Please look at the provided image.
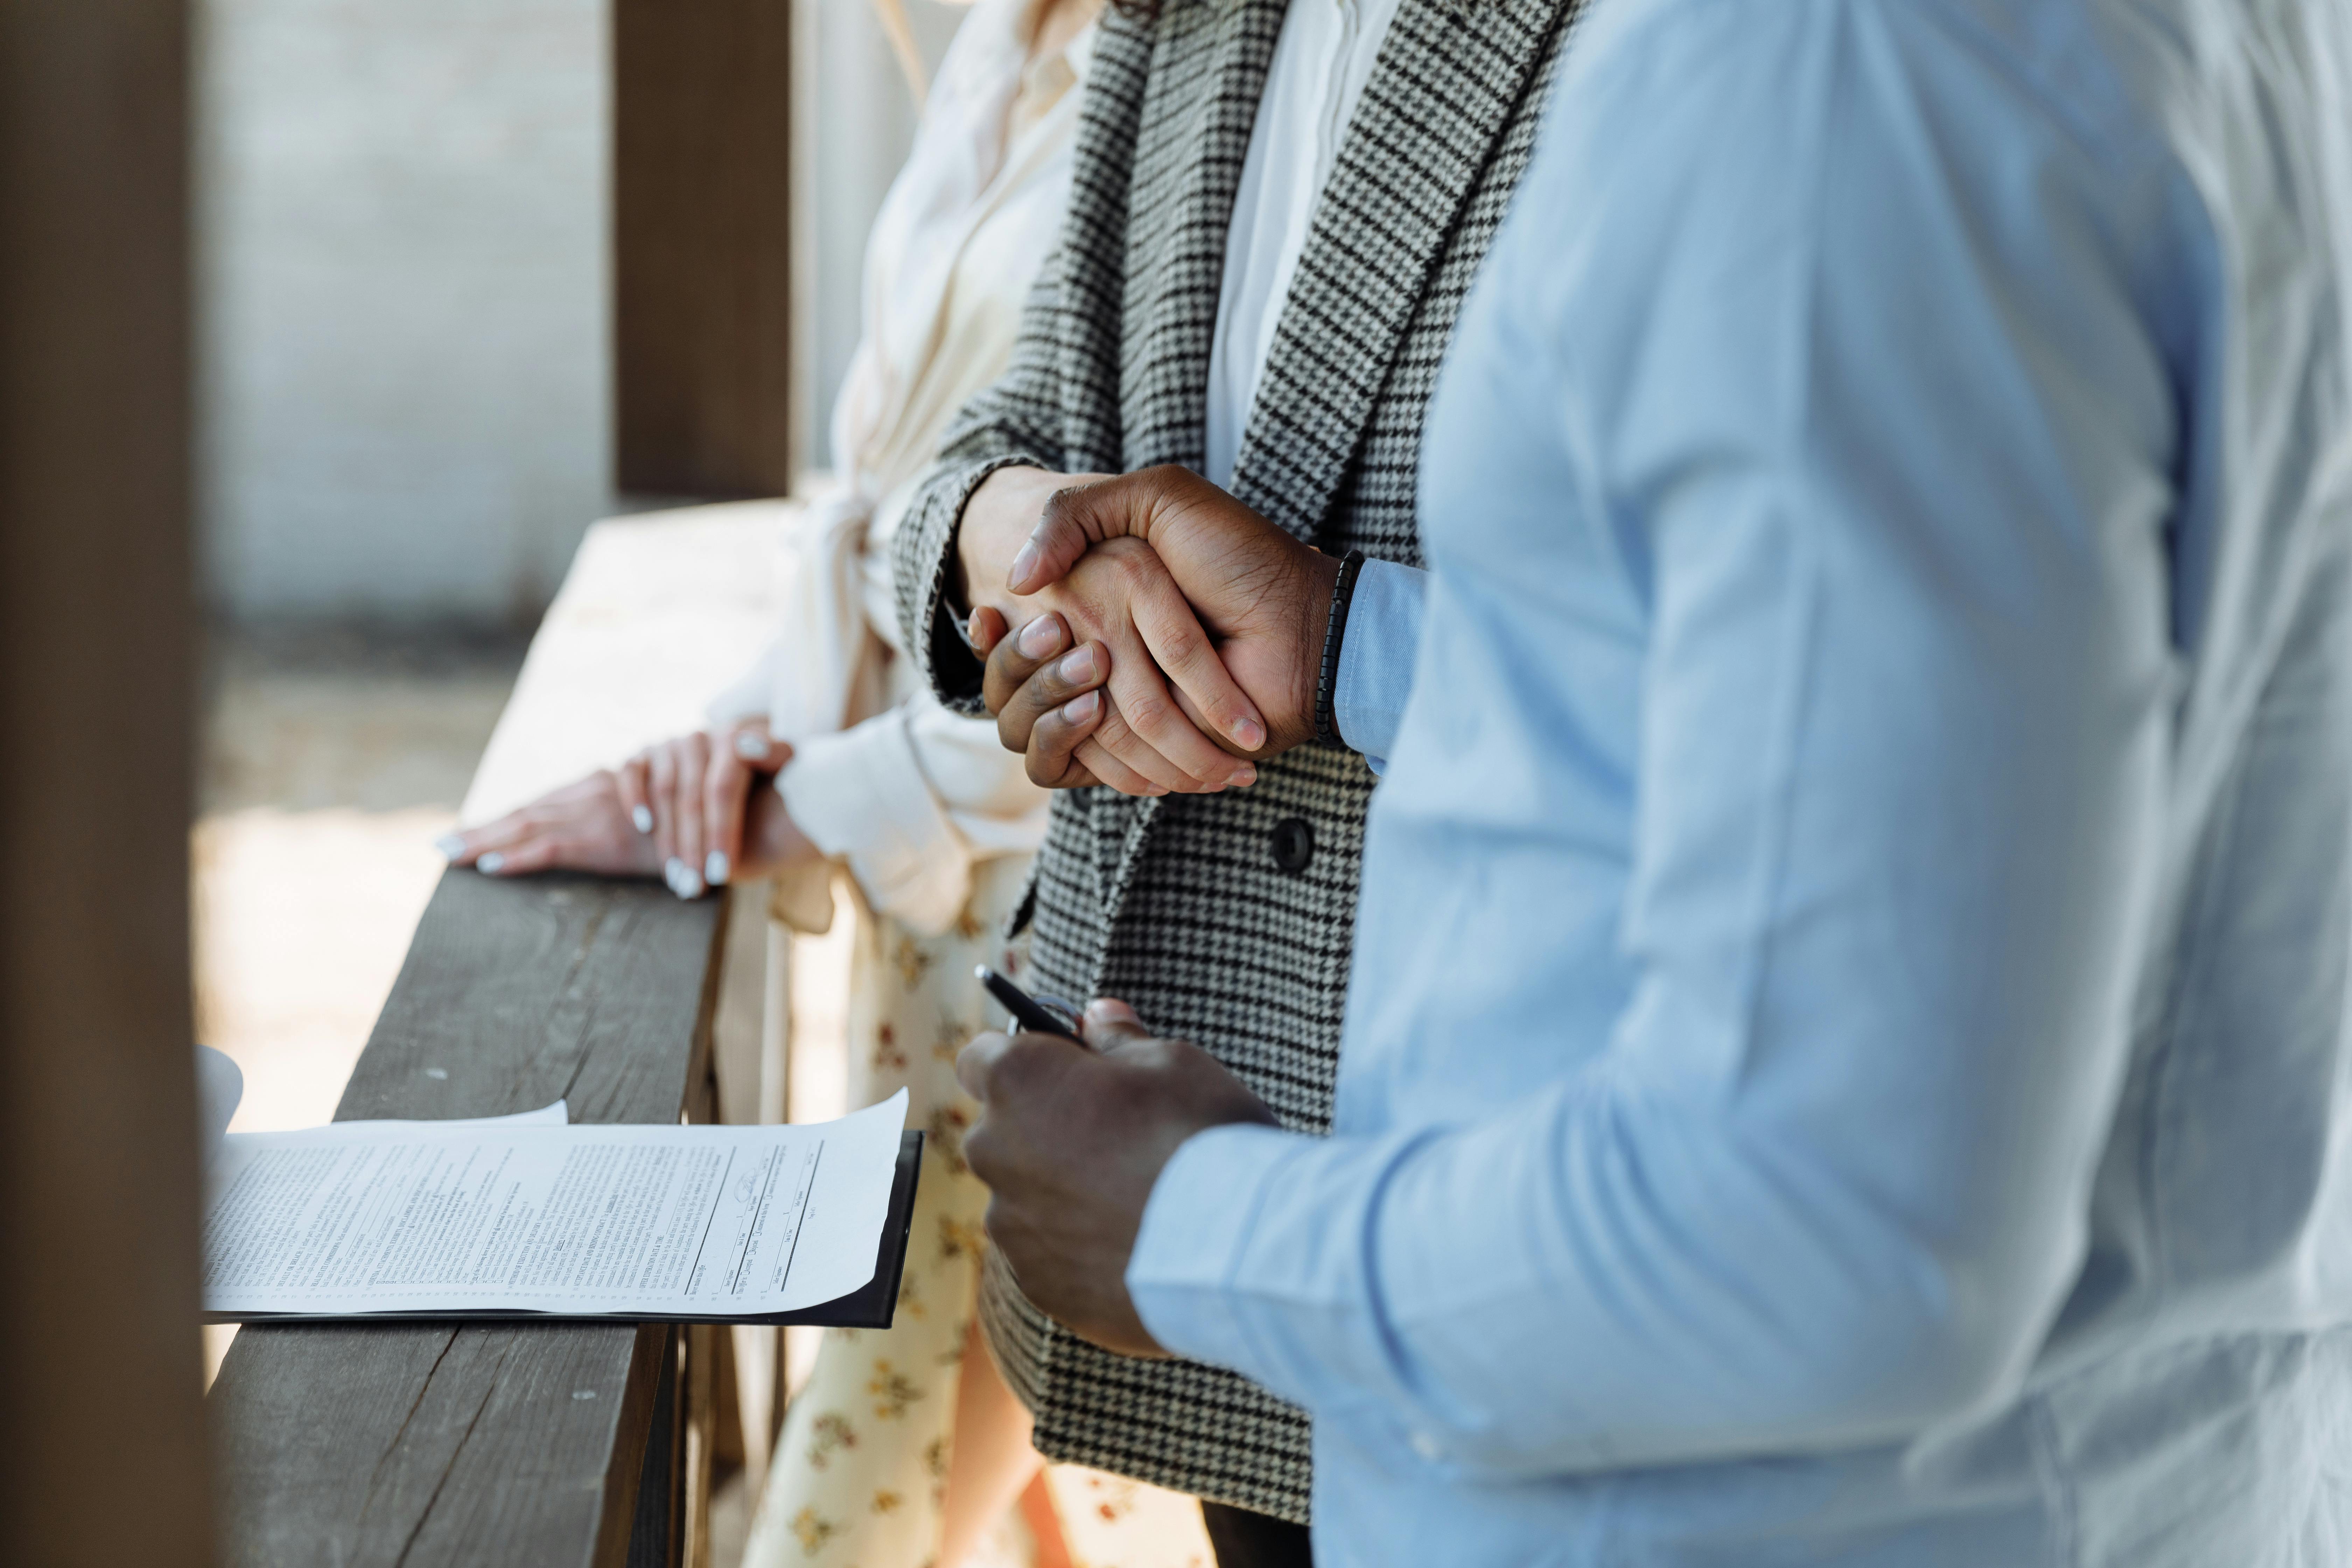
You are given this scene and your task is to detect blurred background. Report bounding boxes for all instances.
[183,0,1206,1562]
[192,0,954,1132]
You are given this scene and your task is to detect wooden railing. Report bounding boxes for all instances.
[209,506,803,1567]
[209,872,732,1567]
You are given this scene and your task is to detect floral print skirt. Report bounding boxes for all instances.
[739,859,1211,1568]
[737,856,1019,1567]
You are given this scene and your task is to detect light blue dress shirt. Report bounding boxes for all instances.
[1127,0,2352,1562]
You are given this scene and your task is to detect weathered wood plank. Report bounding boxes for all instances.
[625,1335,682,1568]
[213,1321,666,1568]
[334,870,724,1126]
[211,870,727,1568]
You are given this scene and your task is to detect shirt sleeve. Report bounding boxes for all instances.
[780,686,1046,935]
[1128,0,2192,1478]
[705,637,786,727]
[1331,559,1426,773]
[892,252,1084,715]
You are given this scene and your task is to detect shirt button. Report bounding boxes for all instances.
[1271,817,1315,874]
[1410,1431,1442,1461]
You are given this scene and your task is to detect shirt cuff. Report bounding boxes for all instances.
[908,454,1051,715]
[1125,1121,1306,1376]
[1332,560,1427,774]
[778,710,973,936]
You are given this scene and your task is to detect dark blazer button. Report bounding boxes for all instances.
[1272,817,1315,874]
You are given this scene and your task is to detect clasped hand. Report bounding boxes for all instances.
[954,464,1340,794]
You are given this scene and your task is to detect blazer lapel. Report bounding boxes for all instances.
[1092,0,1293,896]
[1116,0,1292,473]
[1231,0,1578,539]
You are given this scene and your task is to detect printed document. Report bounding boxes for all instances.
[202,1090,907,1320]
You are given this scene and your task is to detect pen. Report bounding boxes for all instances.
[974,966,1084,1042]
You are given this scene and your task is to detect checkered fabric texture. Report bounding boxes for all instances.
[894,0,1583,1524]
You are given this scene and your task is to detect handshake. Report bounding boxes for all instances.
[954,464,1345,794]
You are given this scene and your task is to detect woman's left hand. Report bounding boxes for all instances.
[443,719,818,898]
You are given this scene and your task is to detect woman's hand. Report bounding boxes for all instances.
[442,720,820,898]
[969,609,1116,791]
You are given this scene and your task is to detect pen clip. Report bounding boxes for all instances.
[1031,994,1084,1040]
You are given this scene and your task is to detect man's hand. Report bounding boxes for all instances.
[957,998,1279,1357]
[958,466,1323,795]
[979,467,1340,794]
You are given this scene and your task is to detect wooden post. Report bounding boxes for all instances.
[614,0,797,498]
[0,1,211,1564]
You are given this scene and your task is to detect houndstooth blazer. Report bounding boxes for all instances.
[894,0,1582,1524]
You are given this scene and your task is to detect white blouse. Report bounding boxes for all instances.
[1202,0,1404,491]
[715,0,1091,935]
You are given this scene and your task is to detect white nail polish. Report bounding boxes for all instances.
[676,867,705,899]
[664,857,687,893]
[477,852,505,874]
[705,850,730,887]
[435,833,465,859]
[632,805,654,834]
[734,730,769,761]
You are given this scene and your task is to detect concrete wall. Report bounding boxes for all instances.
[198,0,611,624]
[198,0,964,625]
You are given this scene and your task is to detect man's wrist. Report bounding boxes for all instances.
[1280,548,1346,751]
[1126,1120,1301,1371]
[1312,551,1368,747]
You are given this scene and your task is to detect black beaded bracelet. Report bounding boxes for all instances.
[1313,550,1367,748]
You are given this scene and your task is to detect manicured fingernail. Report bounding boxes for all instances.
[664,857,687,893]
[477,852,505,874]
[705,850,730,886]
[1018,614,1060,658]
[1008,541,1043,588]
[435,833,465,859]
[1232,718,1265,750]
[734,730,769,761]
[632,805,654,834]
[1057,646,1097,683]
[676,867,704,898]
[1062,690,1101,723]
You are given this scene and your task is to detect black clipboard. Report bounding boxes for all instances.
[205,1130,924,1329]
